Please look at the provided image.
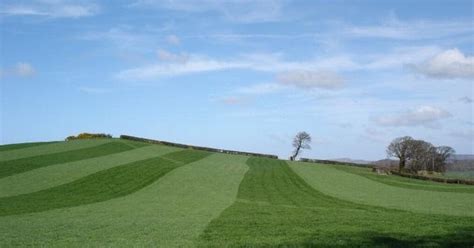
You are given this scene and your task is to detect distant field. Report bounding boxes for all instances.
[443,170,474,180]
[0,139,473,247]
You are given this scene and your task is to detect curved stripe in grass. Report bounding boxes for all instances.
[289,161,474,217]
[332,165,474,194]
[0,141,136,179]
[0,149,210,216]
[0,142,58,152]
[198,157,474,247]
[0,153,248,247]
[0,139,113,162]
[0,145,180,197]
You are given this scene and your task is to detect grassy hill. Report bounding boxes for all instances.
[0,138,473,247]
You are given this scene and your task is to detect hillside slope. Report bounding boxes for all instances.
[0,139,473,247]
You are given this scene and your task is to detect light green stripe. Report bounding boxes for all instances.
[0,139,113,162]
[0,145,180,197]
[0,153,249,247]
[289,162,474,217]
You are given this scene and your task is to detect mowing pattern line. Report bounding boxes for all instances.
[0,139,114,162]
[0,142,136,179]
[197,157,474,247]
[291,162,474,217]
[0,142,58,152]
[0,149,210,216]
[332,164,474,194]
[0,145,180,198]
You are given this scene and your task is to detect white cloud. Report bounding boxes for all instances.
[412,49,474,79]
[116,52,356,81]
[276,70,344,90]
[157,49,189,63]
[0,62,35,78]
[166,35,180,45]
[0,1,99,18]
[374,106,452,128]
[365,46,442,70]
[236,83,284,95]
[345,16,472,40]
[14,62,35,77]
[116,56,246,80]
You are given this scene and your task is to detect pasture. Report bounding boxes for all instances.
[0,138,473,247]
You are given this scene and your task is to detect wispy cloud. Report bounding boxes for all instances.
[236,83,285,95]
[344,15,473,40]
[156,49,189,63]
[277,70,345,90]
[374,106,452,128]
[166,35,180,45]
[459,96,473,104]
[0,62,36,78]
[412,48,474,80]
[116,52,357,81]
[0,0,99,18]
[131,0,285,23]
[78,87,111,94]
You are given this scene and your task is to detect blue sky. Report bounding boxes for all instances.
[1,0,473,160]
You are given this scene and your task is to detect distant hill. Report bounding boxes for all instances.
[449,154,474,162]
[330,158,374,165]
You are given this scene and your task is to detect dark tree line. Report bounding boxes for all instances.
[387,136,455,173]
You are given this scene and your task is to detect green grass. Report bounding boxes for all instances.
[333,164,474,193]
[0,149,210,216]
[0,141,136,179]
[198,157,474,247]
[443,171,474,180]
[0,139,113,161]
[0,139,473,247]
[0,153,248,247]
[290,162,474,216]
[0,144,180,197]
[0,141,58,152]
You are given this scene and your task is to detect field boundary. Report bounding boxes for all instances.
[120,135,278,159]
[390,171,474,185]
[299,158,373,168]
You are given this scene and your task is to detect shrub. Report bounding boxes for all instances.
[66,133,112,141]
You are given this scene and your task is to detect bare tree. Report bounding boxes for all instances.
[407,139,433,172]
[387,137,455,173]
[386,136,413,172]
[433,146,455,172]
[291,132,311,160]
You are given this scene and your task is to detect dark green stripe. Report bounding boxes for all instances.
[0,142,135,179]
[0,142,58,152]
[0,149,210,216]
[198,157,474,247]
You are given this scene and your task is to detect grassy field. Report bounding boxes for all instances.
[0,139,473,247]
[443,171,474,180]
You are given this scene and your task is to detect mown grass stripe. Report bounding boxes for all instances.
[0,142,58,152]
[197,157,474,247]
[0,139,113,162]
[0,145,181,198]
[0,153,248,247]
[332,164,474,194]
[0,149,210,216]
[289,161,474,216]
[0,142,136,179]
